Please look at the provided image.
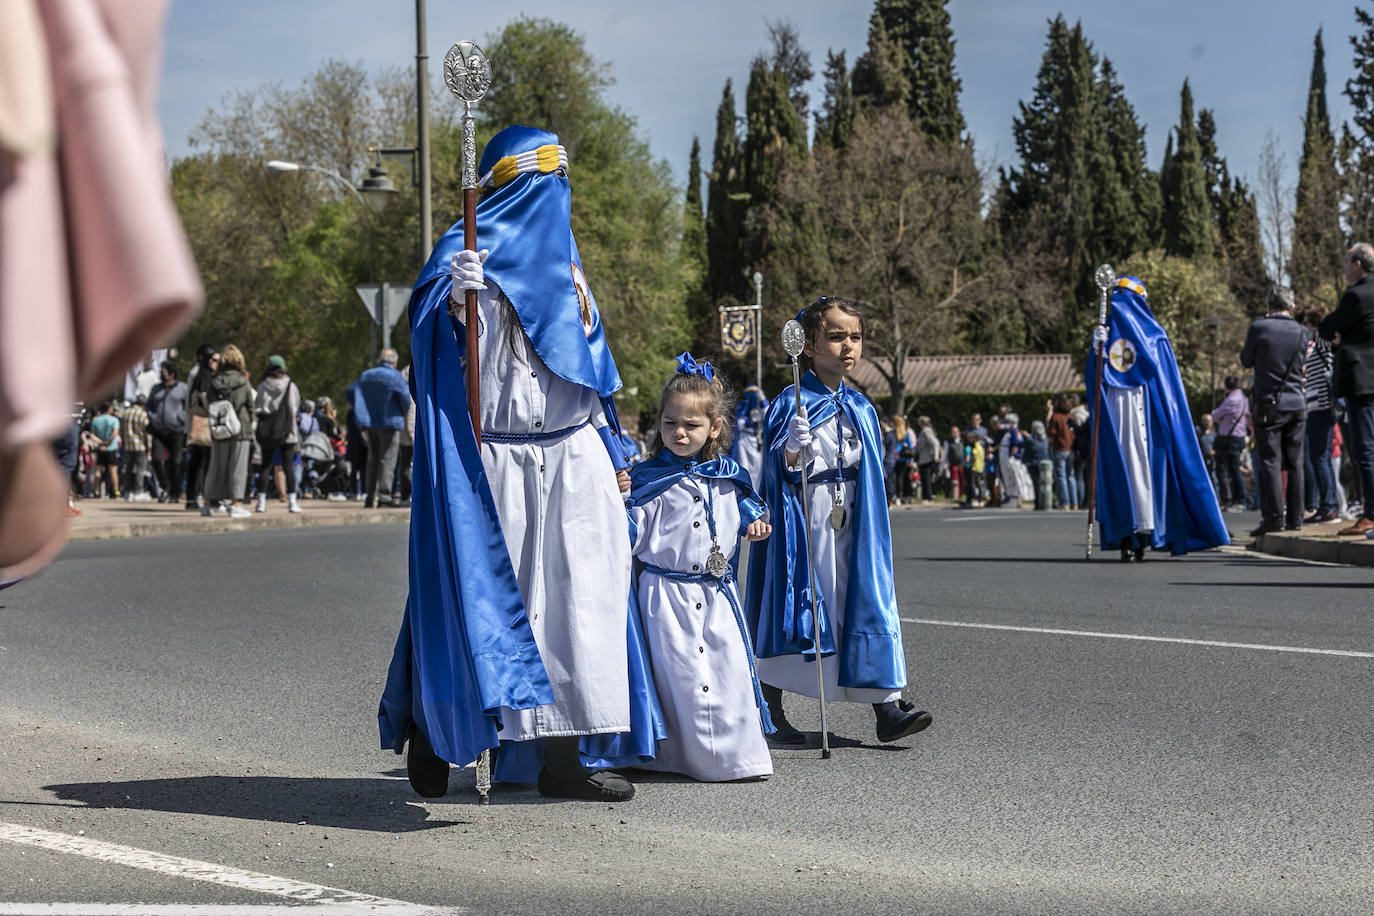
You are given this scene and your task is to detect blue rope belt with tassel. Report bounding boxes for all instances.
[481,419,589,444]
[639,560,774,735]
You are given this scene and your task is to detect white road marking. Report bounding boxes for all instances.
[0,822,451,913]
[0,908,443,915]
[901,617,1374,659]
[939,515,1005,522]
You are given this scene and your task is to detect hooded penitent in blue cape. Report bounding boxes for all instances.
[378,125,662,775]
[744,371,906,690]
[732,386,769,449]
[1087,276,1230,555]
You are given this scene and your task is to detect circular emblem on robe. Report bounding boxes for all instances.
[571,262,594,337]
[1108,338,1137,373]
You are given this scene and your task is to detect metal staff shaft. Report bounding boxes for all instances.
[789,357,831,759]
[1084,266,1115,560]
[445,39,493,804]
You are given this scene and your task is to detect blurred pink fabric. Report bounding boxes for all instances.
[0,0,201,578]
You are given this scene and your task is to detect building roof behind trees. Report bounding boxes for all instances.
[851,354,1085,396]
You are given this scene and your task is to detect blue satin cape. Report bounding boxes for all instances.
[1088,278,1230,555]
[744,371,907,690]
[628,451,768,542]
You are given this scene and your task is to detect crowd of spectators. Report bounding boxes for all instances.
[55,345,417,517]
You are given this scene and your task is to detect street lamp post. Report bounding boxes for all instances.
[752,271,764,391]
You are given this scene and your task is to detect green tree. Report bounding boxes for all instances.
[851,10,912,115]
[682,136,713,352]
[705,79,746,306]
[1160,80,1217,260]
[1344,6,1374,243]
[858,0,965,143]
[1119,251,1247,411]
[1292,28,1344,308]
[478,16,693,416]
[815,50,856,150]
[765,20,814,128]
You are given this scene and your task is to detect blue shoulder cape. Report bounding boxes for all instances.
[744,371,906,690]
[629,451,767,544]
[1088,277,1229,555]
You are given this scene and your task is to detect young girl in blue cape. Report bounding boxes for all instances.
[627,354,775,781]
[746,298,933,744]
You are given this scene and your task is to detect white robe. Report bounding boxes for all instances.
[734,418,766,495]
[1105,385,1154,534]
[472,285,632,740]
[756,410,901,705]
[630,474,772,781]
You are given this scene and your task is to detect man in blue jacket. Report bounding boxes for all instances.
[346,348,411,508]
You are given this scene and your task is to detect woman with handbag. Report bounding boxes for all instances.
[201,344,254,518]
[183,344,219,510]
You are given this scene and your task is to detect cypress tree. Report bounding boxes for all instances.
[864,0,965,143]
[706,80,746,304]
[1344,9,1374,242]
[1097,57,1157,259]
[1220,176,1271,307]
[815,50,856,150]
[766,20,814,130]
[684,136,707,275]
[851,10,912,114]
[1161,80,1216,259]
[742,57,808,208]
[1292,29,1344,308]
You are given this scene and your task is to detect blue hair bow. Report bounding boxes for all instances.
[675,351,715,381]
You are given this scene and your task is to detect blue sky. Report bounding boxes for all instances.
[159,0,1361,205]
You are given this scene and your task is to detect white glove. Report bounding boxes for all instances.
[1092,325,1109,350]
[450,248,489,292]
[786,413,812,454]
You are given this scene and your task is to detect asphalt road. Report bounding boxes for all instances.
[2,509,1372,914]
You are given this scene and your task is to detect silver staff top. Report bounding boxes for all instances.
[782,319,805,358]
[1094,264,1116,292]
[444,41,491,102]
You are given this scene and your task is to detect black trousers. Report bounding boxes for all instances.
[150,427,184,499]
[1215,435,1247,507]
[184,443,211,504]
[1256,410,1306,529]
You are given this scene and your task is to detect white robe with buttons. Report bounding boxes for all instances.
[471,284,632,740]
[630,473,773,781]
[756,410,902,705]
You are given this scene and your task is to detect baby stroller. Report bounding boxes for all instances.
[302,429,351,500]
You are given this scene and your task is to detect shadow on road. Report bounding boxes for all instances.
[40,775,467,832]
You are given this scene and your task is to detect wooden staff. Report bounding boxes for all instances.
[444,39,493,803]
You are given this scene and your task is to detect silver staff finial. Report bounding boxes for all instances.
[443,41,491,102]
[781,320,805,358]
[1094,264,1115,293]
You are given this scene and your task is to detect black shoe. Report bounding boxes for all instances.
[767,714,807,745]
[875,703,933,743]
[761,684,806,744]
[1249,524,1279,538]
[1285,524,1303,532]
[406,723,450,798]
[1120,547,1132,562]
[1133,546,1145,562]
[537,766,635,801]
[364,498,375,509]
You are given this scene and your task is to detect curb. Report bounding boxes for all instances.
[1249,529,1374,567]
[66,509,409,542]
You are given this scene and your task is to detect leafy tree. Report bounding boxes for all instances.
[1160,80,1216,260]
[766,110,984,414]
[1291,28,1344,308]
[477,16,693,416]
[1119,251,1247,412]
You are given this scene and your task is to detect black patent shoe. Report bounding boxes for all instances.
[406,723,450,798]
